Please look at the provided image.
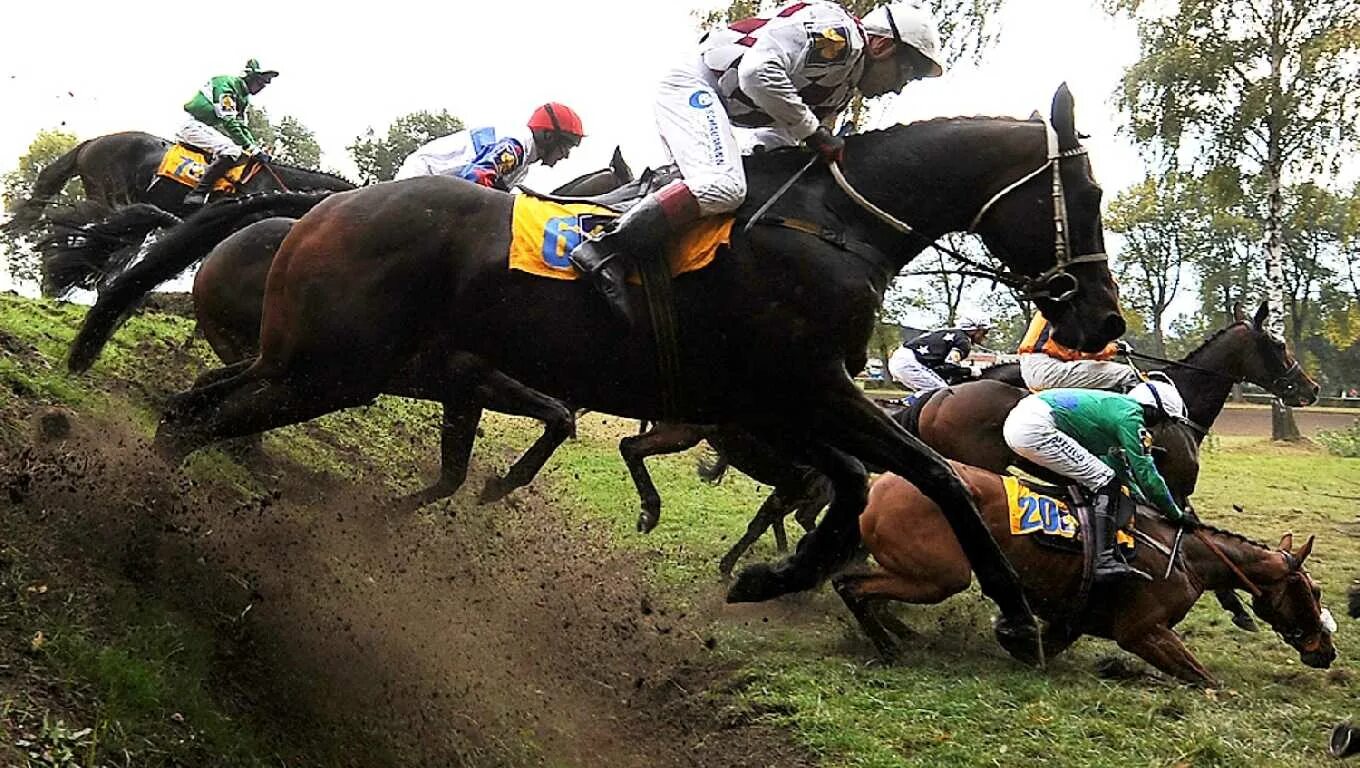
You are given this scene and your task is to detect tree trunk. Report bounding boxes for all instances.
[1266,17,1301,442]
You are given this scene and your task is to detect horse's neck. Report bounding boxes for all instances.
[275,165,354,192]
[1166,334,1242,438]
[1184,527,1284,591]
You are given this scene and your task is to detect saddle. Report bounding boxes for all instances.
[154,143,259,191]
[520,165,682,213]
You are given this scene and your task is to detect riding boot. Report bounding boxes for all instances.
[184,155,238,205]
[568,182,701,327]
[1091,479,1152,583]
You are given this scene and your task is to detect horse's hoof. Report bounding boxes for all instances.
[1231,613,1259,632]
[478,478,509,505]
[637,510,659,534]
[994,615,1045,668]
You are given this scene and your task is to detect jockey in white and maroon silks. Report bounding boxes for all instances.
[395,103,585,190]
[569,1,946,326]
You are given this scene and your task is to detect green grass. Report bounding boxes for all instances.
[504,416,1360,767]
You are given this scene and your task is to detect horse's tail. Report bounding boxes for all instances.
[696,446,730,485]
[3,140,89,233]
[67,190,334,374]
[40,203,182,297]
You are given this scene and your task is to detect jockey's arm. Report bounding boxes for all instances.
[458,137,527,190]
[736,22,822,142]
[209,80,258,151]
[1114,410,1184,521]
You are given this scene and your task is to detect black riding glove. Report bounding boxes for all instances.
[804,127,845,165]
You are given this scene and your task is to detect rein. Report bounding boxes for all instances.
[1128,341,1305,398]
[1191,527,1264,598]
[827,116,1108,302]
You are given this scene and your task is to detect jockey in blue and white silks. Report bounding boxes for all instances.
[395,103,585,190]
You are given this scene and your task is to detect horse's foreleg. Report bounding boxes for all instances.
[393,399,482,514]
[719,490,788,576]
[473,373,575,504]
[731,376,1037,645]
[1115,624,1216,686]
[771,516,789,553]
[618,424,705,533]
[833,572,914,662]
[1213,589,1258,632]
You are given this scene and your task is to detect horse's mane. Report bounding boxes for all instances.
[1181,321,1249,362]
[1190,519,1275,553]
[271,162,357,187]
[747,115,1038,174]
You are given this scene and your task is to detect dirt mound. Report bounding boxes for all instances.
[3,403,812,766]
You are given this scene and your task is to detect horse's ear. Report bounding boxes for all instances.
[1232,302,1245,324]
[1253,301,1269,330]
[611,146,634,183]
[1296,535,1315,564]
[1279,532,1294,552]
[1051,83,1079,151]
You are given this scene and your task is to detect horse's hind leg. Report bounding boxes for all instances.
[156,364,368,463]
[619,424,705,533]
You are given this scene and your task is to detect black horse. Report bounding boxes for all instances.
[69,87,1124,649]
[4,131,357,235]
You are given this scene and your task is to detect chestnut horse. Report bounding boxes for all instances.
[69,88,1125,631]
[839,462,1337,685]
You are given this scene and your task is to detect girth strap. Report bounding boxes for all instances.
[748,215,895,274]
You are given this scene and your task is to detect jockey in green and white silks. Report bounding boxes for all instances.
[1002,380,1187,583]
[567,1,946,327]
[174,58,279,204]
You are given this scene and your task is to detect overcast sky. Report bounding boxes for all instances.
[0,0,1146,314]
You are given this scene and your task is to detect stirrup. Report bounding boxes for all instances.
[1093,553,1152,582]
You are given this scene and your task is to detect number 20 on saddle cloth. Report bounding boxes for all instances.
[1005,476,1135,556]
[155,144,261,191]
[508,196,734,281]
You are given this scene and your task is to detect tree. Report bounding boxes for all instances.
[1105,169,1201,355]
[246,108,322,169]
[1110,0,1360,438]
[347,110,464,184]
[1,129,83,284]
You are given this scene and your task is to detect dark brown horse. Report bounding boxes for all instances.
[69,88,1125,632]
[838,461,1337,686]
[3,131,356,235]
[63,156,638,509]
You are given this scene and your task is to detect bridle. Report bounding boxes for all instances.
[829,116,1108,302]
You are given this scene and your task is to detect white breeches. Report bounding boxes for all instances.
[173,120,242,158]
[654,63,747,216]
[888,347,947,391]
[1019,353,1140,392]
[1003,396,1116,491]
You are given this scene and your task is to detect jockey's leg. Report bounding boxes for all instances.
[1002,396,1150,582]
[889,348,947,391]
[1019,353,1140,392]
[174,119,243,204]
[569,66,739,326]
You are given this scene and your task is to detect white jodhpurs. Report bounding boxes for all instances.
[1019,353,1140,392]
[888,346,947,391]
[654,63,747,216]
[173,120,243,158]
[1003,396,1116,491]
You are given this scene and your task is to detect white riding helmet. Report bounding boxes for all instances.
[959,317,991,332]
[1129,380,1187,420]
[861,3,945,78]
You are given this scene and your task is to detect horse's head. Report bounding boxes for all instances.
[971,85,1123,353]
[1227,302,1320,406]
[1251,533,1337,669]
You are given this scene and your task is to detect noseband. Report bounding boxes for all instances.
[830,116,1106,302]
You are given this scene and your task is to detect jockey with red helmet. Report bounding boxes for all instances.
[395,103,585,190]
[568,1,944,326]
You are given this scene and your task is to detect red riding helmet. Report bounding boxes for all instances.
[527,103,585,142]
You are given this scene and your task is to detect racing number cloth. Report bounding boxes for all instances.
[508,196,733,282]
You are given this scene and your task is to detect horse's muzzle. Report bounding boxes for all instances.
[1301,644,1337,669]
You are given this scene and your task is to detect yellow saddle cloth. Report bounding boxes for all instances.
[1005,476,1135,550]
[508,195,734,281]
[155,144,260,190]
